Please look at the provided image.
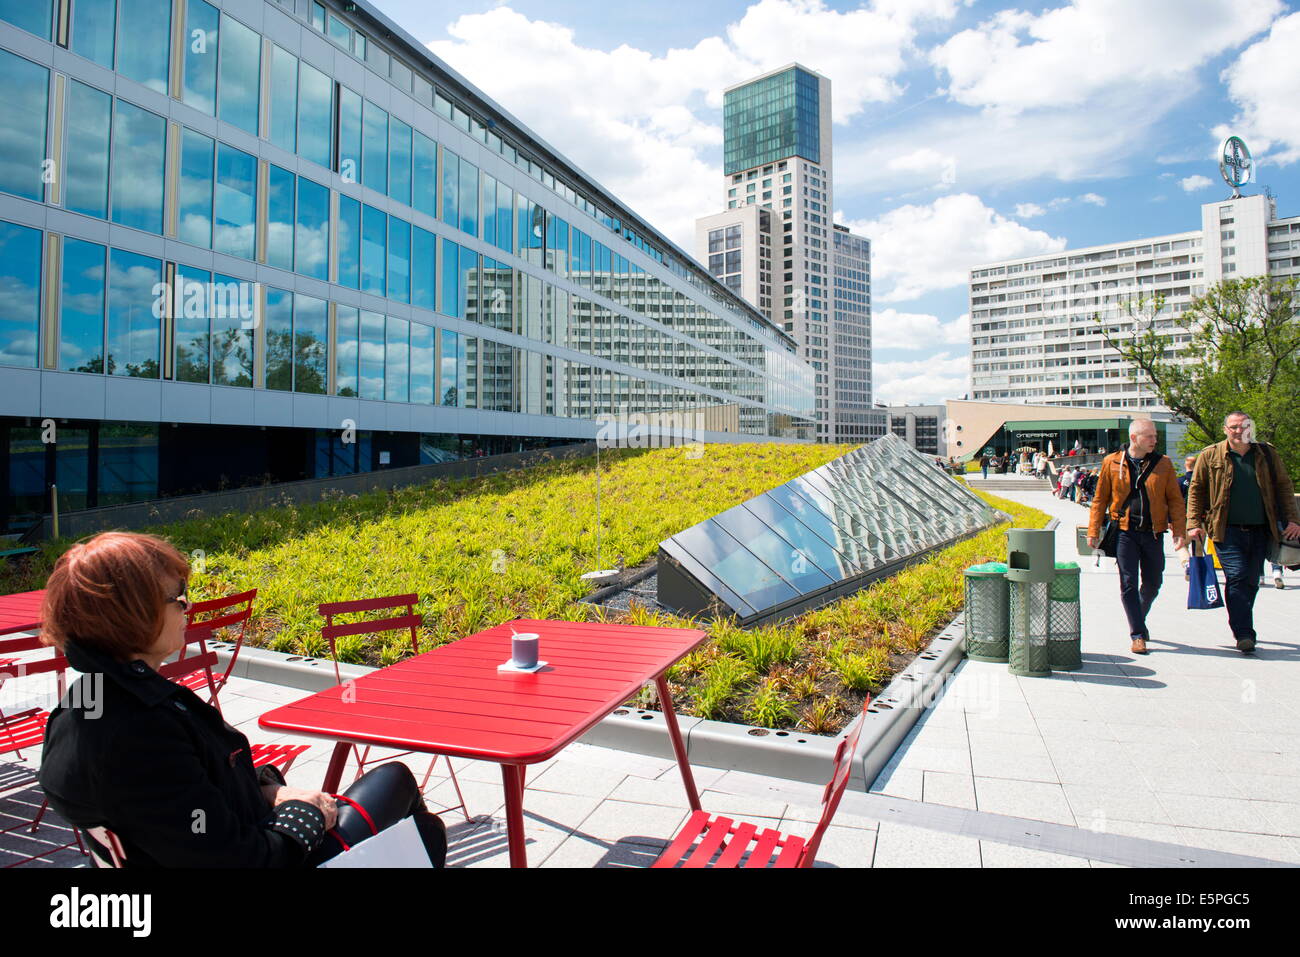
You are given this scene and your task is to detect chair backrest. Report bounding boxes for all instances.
[0,633,69,700]
[799,695,871,867]
[159,625,220,700]
[318,595,421,685]
[182,589,256,682]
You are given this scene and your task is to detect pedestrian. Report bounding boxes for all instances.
[1178,454,1197,501]
[1186,411,1300,653]
[1060,466,1076,501]
[980,452,991,480]
[1087,419,1187,655]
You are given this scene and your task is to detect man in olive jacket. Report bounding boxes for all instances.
[1186,412,1300,653]
[1088,419,1186,655]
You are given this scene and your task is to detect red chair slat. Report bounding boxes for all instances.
[681,815,736,868]
[772,834,808,868]
[743,828,785,868]
[712,820,759,868]
[319,594,419,617]
[250,743,310,774]
[0,710,49,755]
[188,588,256,617]
[321,614,422,643]
[651,810,711,869]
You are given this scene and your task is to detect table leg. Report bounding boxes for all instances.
[321,742,350,793]
[655,674,701,811]
[501,764,528,868]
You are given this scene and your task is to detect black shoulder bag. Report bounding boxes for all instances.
[1099,454,1161,558]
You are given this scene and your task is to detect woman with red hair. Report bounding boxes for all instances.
[38,532,446,867]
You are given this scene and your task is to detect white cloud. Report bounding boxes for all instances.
[1014,203,1046,218]
[1216,11,1300,165]
[874,309,968,348]
[929,0,1282,116]
[1078,192,1106,207]
[839,193,1066,302]
[874,351,971,405]
[1180,174,1213,192]
[425,1,965,247]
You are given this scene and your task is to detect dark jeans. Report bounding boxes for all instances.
[1117,528,1165,639]
[1215,525,1272,641]
[305,762,448,867]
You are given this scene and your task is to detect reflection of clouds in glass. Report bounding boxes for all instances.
[214,221,256,260]
[179,211,212,248]
[0,51,48,200]
[116,0,172,94]
[0,332,38,366]
[111,103,166,233]
[107,255,161,374]
[0,221,42,368]
[266,220,295,270]
[218,14,261,133]
[296,222,329,278]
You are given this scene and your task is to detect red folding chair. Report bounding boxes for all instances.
[174,588,257,705]
[653,696,872,868]
[0,634,87,865]
[318,595,470,821]
[161,625,309,777]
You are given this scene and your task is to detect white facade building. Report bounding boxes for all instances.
[697,64,883,443]
[969,193,1299,410]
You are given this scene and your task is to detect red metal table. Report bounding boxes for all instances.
[259,618,708,867]
[0,590,45,637]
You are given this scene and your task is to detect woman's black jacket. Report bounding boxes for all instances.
[38,638,327,867]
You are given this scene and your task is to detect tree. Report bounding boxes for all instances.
[1094,275,1300,473]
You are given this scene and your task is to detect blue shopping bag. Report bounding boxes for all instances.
[1187,546,1224,610]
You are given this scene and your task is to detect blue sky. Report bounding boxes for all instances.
[371,0,1300,405]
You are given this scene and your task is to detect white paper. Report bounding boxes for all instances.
[318,814,432,868]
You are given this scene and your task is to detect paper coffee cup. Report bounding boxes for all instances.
[511,633,540,669]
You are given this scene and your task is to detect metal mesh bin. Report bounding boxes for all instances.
[1008,579,1052,677]
[964,562,1009,662]
[1047,562,1082,671]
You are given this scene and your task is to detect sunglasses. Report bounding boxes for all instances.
[169,590,193,614]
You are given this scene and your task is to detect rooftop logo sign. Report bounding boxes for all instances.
[1219,136,1252,196]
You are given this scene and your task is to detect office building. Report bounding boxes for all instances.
[0,0,816,533]
[697,64,882,444]
[969,193,1300,409]
[880,404,945,457]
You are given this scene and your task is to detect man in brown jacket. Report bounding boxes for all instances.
[1088,419,1186,655]
[1186,412,1300,653]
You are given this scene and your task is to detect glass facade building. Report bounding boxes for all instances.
[0,0,815,531]
[723,66,821,177]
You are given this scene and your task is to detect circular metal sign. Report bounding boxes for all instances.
[1219,136,1252,190]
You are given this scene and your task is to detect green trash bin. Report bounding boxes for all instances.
[964,562,1009,662]
[1048,562,1082,671]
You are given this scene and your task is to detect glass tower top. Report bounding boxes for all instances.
[723,67,821,176]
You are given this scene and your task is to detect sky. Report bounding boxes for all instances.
[370,0,1300,406]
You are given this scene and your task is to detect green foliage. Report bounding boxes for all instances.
[745,679,798,728]
[1093,276,1300,472]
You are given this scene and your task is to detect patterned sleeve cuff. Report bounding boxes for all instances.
[267,800,327,855]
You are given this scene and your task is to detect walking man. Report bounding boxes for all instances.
[1186,412,1300,654]
[1088,419,1186,655]
[980,452,991,480]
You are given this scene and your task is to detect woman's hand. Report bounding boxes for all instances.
[262,785,339,829]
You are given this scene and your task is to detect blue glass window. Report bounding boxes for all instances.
[412,131,436,218]
[214,144,256,260]
[326,12,349,48]
[264,286,293,391]
[362,100,388,195]
[0,220,42,369]
[458,247,477,321]
[218,13,260,135]
[0,50,48,202]
[389,118,412,206]
[441,149,458,227]
[182,0,219,115]
[110,101,166,234]
[116,0,171,94]
[440,238,460,318]
[335,304,358,396]
[481,175,496,247]
[210,270,253,386]
[494,181,513,255]
[458,156,478,236]
[269,46,298,153]
[440,329,461,407]
[387,217,410,303]
[266,165,295,272]
[179,128,214,248]
[411,226,436,312]
[338,87,361,185]
[385,316,408,402]
[410,323,433,404]
[71,0,116,69]
[173,264,210,383]
[294,294,327,394]
[0,0,52,38]
[64,81,112,220]
[295,176,330,280]
[298,61,333,170]
[106,248,161,377]
[338,194,360,289]
[359,310,385,400]
[547,215,568,277]
[60,239,106,373]
[361,204,386,296]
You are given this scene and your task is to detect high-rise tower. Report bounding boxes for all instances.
[697,64,881,443]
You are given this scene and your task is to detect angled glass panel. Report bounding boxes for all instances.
[1,0,52,38]
[181,0,219,115]
[670,519,799,614]
[174,264,211,383]
[64,81,112,219]
[218,13,260,133]
[740,495,860,580]
[711,504,834,594]
[117,0,171,93]
[297,61,333,169]
[106,248,161,377]
[178,128,215,248]
[71,0,116,68]
[0,219,42,369]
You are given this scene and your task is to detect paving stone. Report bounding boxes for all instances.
[922,771,977,809]
[978,840,1089,868]
[974,777,1076,826]
[871,821,981,867]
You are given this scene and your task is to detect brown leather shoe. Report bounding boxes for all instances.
[1131,637,1148,655]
